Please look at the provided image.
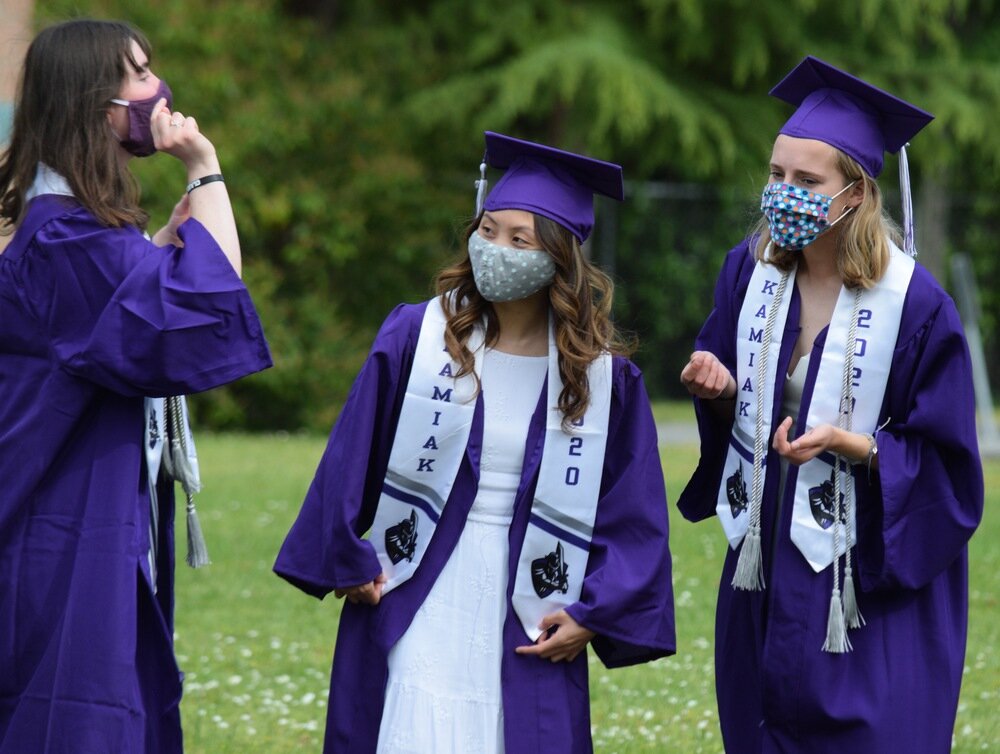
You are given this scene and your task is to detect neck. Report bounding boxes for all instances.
[798,230,841,281]
[490,289,549,356]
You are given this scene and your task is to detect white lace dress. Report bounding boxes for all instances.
[376,350,548,754]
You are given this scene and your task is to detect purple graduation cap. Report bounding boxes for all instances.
[476,131,624,243]
[769,56,935,255]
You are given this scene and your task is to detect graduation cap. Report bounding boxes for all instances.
[474,131,624,243]
[770,56,933,178]
[770,55,934,255]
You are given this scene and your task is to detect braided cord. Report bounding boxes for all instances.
[733,268,790,591]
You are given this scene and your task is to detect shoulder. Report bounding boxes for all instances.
[369,299,431,358]
[610,355,650,401]
[712,237,758,300]
[896,262,961,348]
[720,237,757,277]
[16,196,149,267]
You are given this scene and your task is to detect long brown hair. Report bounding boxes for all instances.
[752,149,901,288]
[0,19,151,231]
[435,214,634,427]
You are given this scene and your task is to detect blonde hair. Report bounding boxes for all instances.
[752,149,902,289]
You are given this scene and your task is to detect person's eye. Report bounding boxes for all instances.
[768,170,783,180]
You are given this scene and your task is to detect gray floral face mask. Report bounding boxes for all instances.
[467,232,556,303]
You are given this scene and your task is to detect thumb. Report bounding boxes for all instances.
[538,610,566,631]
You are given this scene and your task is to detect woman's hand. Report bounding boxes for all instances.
[772,418,873,467]
[772,417,835,465]
[148,98,241,276]
[514,610,595,663]
[680,351,736,401]
[334,573,388,606]
[151,193,190,247]
[150,98,220,175]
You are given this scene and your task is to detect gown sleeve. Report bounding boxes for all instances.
[855,268,984,592]
[676,241,753,522]
[34,210,270,397]
[273,303,419,599]
[564,358,676,668]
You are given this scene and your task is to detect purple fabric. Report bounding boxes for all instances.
[0,195,272,753]
[483,131,624,243]
[771,56,934,178]
[274,300,675,753]
[678,240,983,753]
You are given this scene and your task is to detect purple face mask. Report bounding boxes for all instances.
[110,79,173,157]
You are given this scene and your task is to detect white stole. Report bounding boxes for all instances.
[790,245,913,570]
[511,322,612,640]
[371,297,484,591]
[371,298,612,639]
[716,258,795,547]
[718,244,913,570]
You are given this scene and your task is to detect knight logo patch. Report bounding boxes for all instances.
[531,541,570,598]
[385,510,418,564]
[808,467,842,530]
[726,462,749,518]
[148,406,160,450]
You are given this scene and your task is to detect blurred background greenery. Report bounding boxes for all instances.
[26,0,1000,431]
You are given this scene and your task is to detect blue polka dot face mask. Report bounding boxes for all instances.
[760,180,856,250]
[468,231,556,302]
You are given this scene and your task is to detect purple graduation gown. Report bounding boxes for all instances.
[274,300,675,754]
[678,240,984,753]
[0,195,272,753]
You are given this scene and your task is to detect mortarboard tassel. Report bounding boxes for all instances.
[474,161,488,217]
[898,143,916,257]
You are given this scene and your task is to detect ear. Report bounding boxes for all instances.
[845,178,865,209]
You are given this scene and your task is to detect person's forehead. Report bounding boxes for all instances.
[484,209,536,231]
[770,134,840,171]
[128,38,149,68]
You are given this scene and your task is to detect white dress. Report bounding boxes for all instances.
[376,350,548,754]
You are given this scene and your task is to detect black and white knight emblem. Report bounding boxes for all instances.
[531,541,570,598]
[808,467,843,530]
[385,510,418,565]
[726,462,749,518]
[148,406,160,450]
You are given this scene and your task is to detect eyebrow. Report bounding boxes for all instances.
[482,212,535,235]
[771,163,825,180]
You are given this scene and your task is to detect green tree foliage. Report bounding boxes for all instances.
[33,0,1000,427]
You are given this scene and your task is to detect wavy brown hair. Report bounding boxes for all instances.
[435,213,634,428]
[0,19,151,232]
[751,149,901,288]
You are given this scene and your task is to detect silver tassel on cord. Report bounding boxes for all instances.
[166,396,210,568]
[732,264,789,591]
[474,161,488,216]
[898,143,917,257]
[823,290,863,652]
[822,459,851,653]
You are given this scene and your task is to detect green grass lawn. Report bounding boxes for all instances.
[174,430,999,753]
